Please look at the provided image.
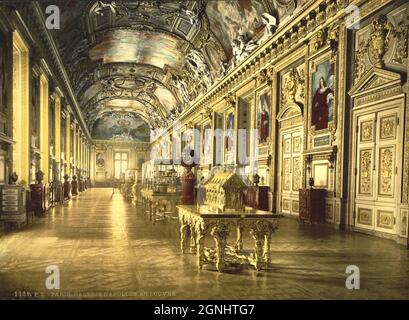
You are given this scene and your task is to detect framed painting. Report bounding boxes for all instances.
[309,54,336,134]
[225,112,234,153]
[31,75,40,147]
[256,87,271,144]
[0,29,7,112]
[225,112,235,164]
[202,123,213,165]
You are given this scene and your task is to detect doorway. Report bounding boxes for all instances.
[279,127,303,215]
[353,102,403,235]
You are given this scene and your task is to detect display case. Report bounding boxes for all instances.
[244,186,270,211]
[142,160,182,193]
[0,185,27,227]
[204,172,246,213]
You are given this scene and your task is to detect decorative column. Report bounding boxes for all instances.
[72,121,77,176]
[65,113,71,176]
[12,30,30,184]
[52,89,62,181]
[90,145,96,185]
[39,73,49,184]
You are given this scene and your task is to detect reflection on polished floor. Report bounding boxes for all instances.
[0,188,408,300]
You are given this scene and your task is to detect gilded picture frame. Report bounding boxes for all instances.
[308,50,337,138]
[255,84,272,145]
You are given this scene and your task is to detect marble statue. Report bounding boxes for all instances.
[171,75,190,105]
[261,13,278,37]
[93,1,128,17]
[186,49,213,90]
[231,35,259,67]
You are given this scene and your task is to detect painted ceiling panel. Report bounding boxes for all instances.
[88,30,185,69]
[206,0,267,60]
[37,0,298,136]
[92,113,150,142]
[155,86,178,111]
[105,99,147,109]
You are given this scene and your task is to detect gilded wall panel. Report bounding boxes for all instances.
[283,158,291,191]
[359,149,373,195]
[378,146,394,197]
[360,120,374,142]
[326,203,334,221]
[292,156,301,191]
[379,115,397,140]
[292,200,299,213]
[376,209,394,230]
[401,209,408,236]
[358,208,373,226]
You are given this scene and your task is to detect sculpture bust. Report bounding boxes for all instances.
[9,172,18,185]
[35,170,44,184]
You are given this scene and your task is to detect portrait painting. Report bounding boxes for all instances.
[31,76,40,144]
[311,60,335,131]
[203,124,213,164]
[258,91,270,143]
[181,129,197,165]
[225,113,234,152]
[0,30,6,111]
[96,153,105,168]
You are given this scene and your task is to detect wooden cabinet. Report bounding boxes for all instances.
[0,185,27,227]
[244,186,270,211]
[299,188,326,223]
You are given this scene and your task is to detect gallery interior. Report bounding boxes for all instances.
[0,0,408,300]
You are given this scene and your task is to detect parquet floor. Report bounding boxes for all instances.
[0,188,408,300]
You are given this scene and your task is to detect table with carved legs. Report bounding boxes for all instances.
[177,205,282,272]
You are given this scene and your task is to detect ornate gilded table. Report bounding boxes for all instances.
[177,205,282,272]
[140,188,180,223]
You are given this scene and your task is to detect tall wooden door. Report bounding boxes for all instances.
[354,106,402,235]
[280,128,302,215]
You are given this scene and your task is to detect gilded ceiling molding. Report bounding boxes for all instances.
[16,2,93,140]
[153,0,384,142]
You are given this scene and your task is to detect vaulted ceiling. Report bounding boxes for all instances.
[40,0,298,138]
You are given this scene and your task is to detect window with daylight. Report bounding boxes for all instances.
[114,152,128,180]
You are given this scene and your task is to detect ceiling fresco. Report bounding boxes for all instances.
[38,0,298,137]
[205,0,267,60]
[92,113,151,142]
[88,30,185,68]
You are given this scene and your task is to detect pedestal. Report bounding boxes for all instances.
[63,180,71,199]
[71,178,78,196]
[30,183,46,216]
[181,166,196,205]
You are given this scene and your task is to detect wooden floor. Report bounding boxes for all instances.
[0,188,408,300]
